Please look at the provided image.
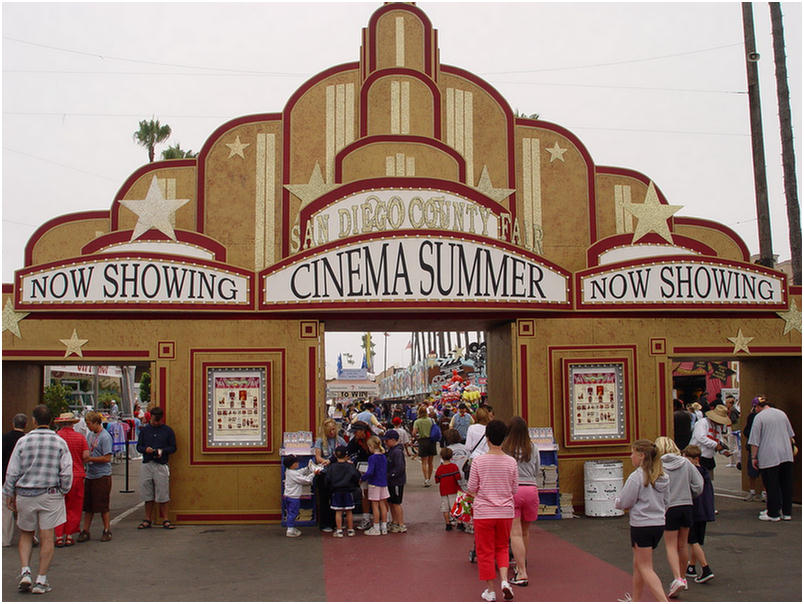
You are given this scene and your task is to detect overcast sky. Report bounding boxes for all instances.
[2,2,801,376]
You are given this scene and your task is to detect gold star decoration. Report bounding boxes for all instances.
[777,299,802,336]
[475,165,515,203]
[225,135,250,159]
[727,328,754,354]
[120,176,191,241]
[624,181,683,244]
[451,345,465,361]
[545,141,568,163]
[2,299,29,339]
[60,329,89,358]
[284,163,338,210]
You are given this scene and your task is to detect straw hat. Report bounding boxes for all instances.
[705,404,732,425]
[54,411,79,424]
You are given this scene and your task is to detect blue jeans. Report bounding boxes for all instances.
[285,497,301,528]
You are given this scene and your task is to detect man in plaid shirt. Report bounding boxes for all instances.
[3,405,72,595]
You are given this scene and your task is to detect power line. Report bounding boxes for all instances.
[494,81,747,95]
[2,69,306,79]
[4,111,230,119]
[3,147,120,182]
[563,125,748,137]
[481,42,744,74]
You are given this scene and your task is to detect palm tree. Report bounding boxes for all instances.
[133,118,172,162]
[161,143,198,160]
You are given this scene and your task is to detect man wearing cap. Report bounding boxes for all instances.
[3,405,72,594]
[346,421,372,529]
[450,403,474,443]
[2,413,28,548]
[748,399,796,522]
[53,412,89,547]
[136,406,177,529]
[690,404,732,480]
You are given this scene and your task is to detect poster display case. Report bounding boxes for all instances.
[563,360,629,446]
[204,364,270,452]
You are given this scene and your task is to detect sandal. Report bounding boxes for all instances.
[101,530,112,542]
[64,536,75,547]
[510,572,529,587]
[54,536,65,548]
[162,520,176,529]
[76,530,90,543]
[137,520,152,530]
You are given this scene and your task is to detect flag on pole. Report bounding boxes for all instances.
[361,354,367,369]
[337,353,343,377]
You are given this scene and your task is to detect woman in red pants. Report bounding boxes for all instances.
[465,419,518,602]
[54,412,88,547]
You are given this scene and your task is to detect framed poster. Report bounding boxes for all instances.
[204,365,270,451]
[564,360,628,446]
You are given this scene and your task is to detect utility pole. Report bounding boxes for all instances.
[769,3,801,284]
[741,2,774,267]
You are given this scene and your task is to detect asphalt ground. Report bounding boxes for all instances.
[2,453,801,602]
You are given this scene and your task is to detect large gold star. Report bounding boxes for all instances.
[777,300,802,335]
[284,163,337,210]
[60,329,89,358]
[727,328,754,354]
[545,141,568,163]
[120,176,191,241]
[624,181,683,243]
[2,299,29,339]
[475,165,515,202]
[451,345,465,361]
[225,135,250,159]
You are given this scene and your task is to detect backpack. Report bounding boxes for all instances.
[429,419,442,443]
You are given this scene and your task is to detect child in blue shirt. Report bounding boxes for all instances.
[361,436,389,535]
[683,445,716,584]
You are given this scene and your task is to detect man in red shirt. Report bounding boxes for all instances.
[53,413,88,547]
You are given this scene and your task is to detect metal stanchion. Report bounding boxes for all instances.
[120,429,135,493]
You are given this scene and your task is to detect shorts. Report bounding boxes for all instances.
[15,492,66,531]
[513,484,540,522]
[367,485,389,501]
[630,525,664,549]
[687,520,707,545]
[331,491,355,510]
[83,475,112,513]
[140,462,171,503]
[440,493,456,513]
[418,437,437,457]
[664,505,694,531]
[746,453,760,478]
[388,484,404,505]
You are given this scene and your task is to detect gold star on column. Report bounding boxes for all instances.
[120,176,191,241]
[451,346,465,361]
[624,181,683,244]
[2,300,29,339]
[225,135,250,159]
[284,163,338,210]
[475,165,515,202]
[777,300,802,335]
[545,141,568,163]
[60,329,89,358]
[727,328,754,354]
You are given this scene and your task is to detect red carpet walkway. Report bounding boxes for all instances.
[322,475,636,602]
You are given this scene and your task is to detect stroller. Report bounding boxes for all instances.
[452,492,515,564]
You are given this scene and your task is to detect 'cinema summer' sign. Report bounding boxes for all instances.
[577,258,787,309]
[16,255,252,309]
[261,234,570,309]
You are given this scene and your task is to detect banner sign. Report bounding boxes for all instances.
[261,234,570,308]
[577,258,786,309]
[16,255,252,309]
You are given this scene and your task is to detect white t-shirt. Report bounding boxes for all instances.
[747,407,795,469]
[465,424,489,458]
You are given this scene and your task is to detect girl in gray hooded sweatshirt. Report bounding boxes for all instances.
[654,436,704,598]
[615,439,670,602]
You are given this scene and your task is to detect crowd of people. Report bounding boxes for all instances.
[2,404,176,595]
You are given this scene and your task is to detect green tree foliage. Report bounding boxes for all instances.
[43,383,71,424]
[514,109,540,120]
[133,118,172,162]
[161,143,198,160]
[140,372,152,403]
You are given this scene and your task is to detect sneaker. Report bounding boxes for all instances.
[464,524,474,534]
[364,526,382,536]
[501,580,514,600]
[782,515,792,521]
[321,527,334,533]
[446,523,453,531]
[424,479,431,487]
[31,581,52,595]
[18,570,32,592]
[346,529,356,537]
[387,522,398,531]
[758,510,781,522]
[333,529,344,538]
[390,523,407,533]
[681,578,688,591]
[744,492,756,502]
[356,518,372,530]
[286,527,302,537]
[481,589,497,602]
[695,568,714,584]
[380,524,388,535]
[668,578,685,598]
[686,565,697,578]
